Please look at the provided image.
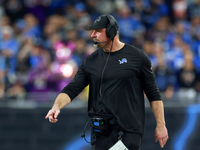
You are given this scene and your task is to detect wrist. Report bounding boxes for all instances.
[156,121,166,127]
[52,105,60,110]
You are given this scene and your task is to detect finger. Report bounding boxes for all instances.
[155,136,158,142]
[159,139,164,148]
[54,110,60,119]
[51,118,58,123]
[45,110,53,119]
[49,116,53,121]
[50,118,58,123]
[163,137,168,145]
[45,113,50,119]
[162,139,166,146]
[49,116,58,123]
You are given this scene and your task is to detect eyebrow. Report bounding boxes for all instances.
[96,29,102,32]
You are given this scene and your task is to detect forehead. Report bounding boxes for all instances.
[94,28,106,32]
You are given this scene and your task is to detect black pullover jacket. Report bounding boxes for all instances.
[61,44,161,134]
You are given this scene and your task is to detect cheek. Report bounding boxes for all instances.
[100,33,108,40]
[96,32,101,37]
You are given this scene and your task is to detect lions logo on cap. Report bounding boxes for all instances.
[94,16,101,23]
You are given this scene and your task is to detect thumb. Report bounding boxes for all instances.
[155,136,158,143]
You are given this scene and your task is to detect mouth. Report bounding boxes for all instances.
[93,39,99,45]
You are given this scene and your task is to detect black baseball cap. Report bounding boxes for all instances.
[84,14,119,31]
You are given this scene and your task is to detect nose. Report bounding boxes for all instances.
[91,30,96,38]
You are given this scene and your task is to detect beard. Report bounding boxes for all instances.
[93,43,100,48]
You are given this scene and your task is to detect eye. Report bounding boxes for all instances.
[96,29,102,32]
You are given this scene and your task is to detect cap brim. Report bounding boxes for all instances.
[84,25,94,30]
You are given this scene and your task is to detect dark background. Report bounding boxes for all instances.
[0,106,199,150]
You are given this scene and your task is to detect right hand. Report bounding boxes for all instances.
[45,108,60,123]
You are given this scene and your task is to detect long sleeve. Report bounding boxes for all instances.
[61,61,89,101]
[140,51,161,101]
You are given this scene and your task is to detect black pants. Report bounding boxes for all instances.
[91,128,142,150]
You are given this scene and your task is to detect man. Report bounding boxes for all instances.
[45,14,168,150]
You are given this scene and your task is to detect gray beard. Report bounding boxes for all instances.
[93,44,99,48]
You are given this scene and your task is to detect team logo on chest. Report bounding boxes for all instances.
[119,58,127,64]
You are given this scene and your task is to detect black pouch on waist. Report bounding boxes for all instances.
[91,117,109,135]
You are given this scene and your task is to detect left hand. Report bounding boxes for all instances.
[155,125,169,148]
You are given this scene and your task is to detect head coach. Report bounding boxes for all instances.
[45,14,169,150]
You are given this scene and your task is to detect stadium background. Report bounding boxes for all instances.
[0,0,200,150]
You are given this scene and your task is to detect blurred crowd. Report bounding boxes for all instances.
[0,0,200,102]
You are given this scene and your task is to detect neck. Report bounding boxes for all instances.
[103,38,125,53]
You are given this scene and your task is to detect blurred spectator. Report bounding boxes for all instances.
[142,0,169,29]
[116,4,145,44]
[0,16,11,27]
[15,13,41,44]
[0,4,5,19]
[143,39,177,99]
[128,0,146,15]
[66,29,78,42]
[2,0,26,24]
[42,14,72,45]
[190,16,200,40]
[0,82,5,99]
[172,0,188,21]
[147,16,171,42]
[24,0,51,27]
[16,37,33,74]
[0,26,19,76]
[142,40,158,68]
[42,15,67,55]
[188,0,200,20]
[65,2,91,31]
[0,25,19,99]
[0,16,11,40]
[131,34,146,49]
[72,38,87,66]
[178,46,199,88]
[23,13,41,38]
[95,0,114,14]
[165,35,186,72]
[25,38,52,94]
[165,21,192,47]
[46,0,68,15]
[177,51,199,101]
[152,42,176,99]
[85,0,100,21]
[154,57,175,99]
[192,28,200,74]
[5,81,26,100]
